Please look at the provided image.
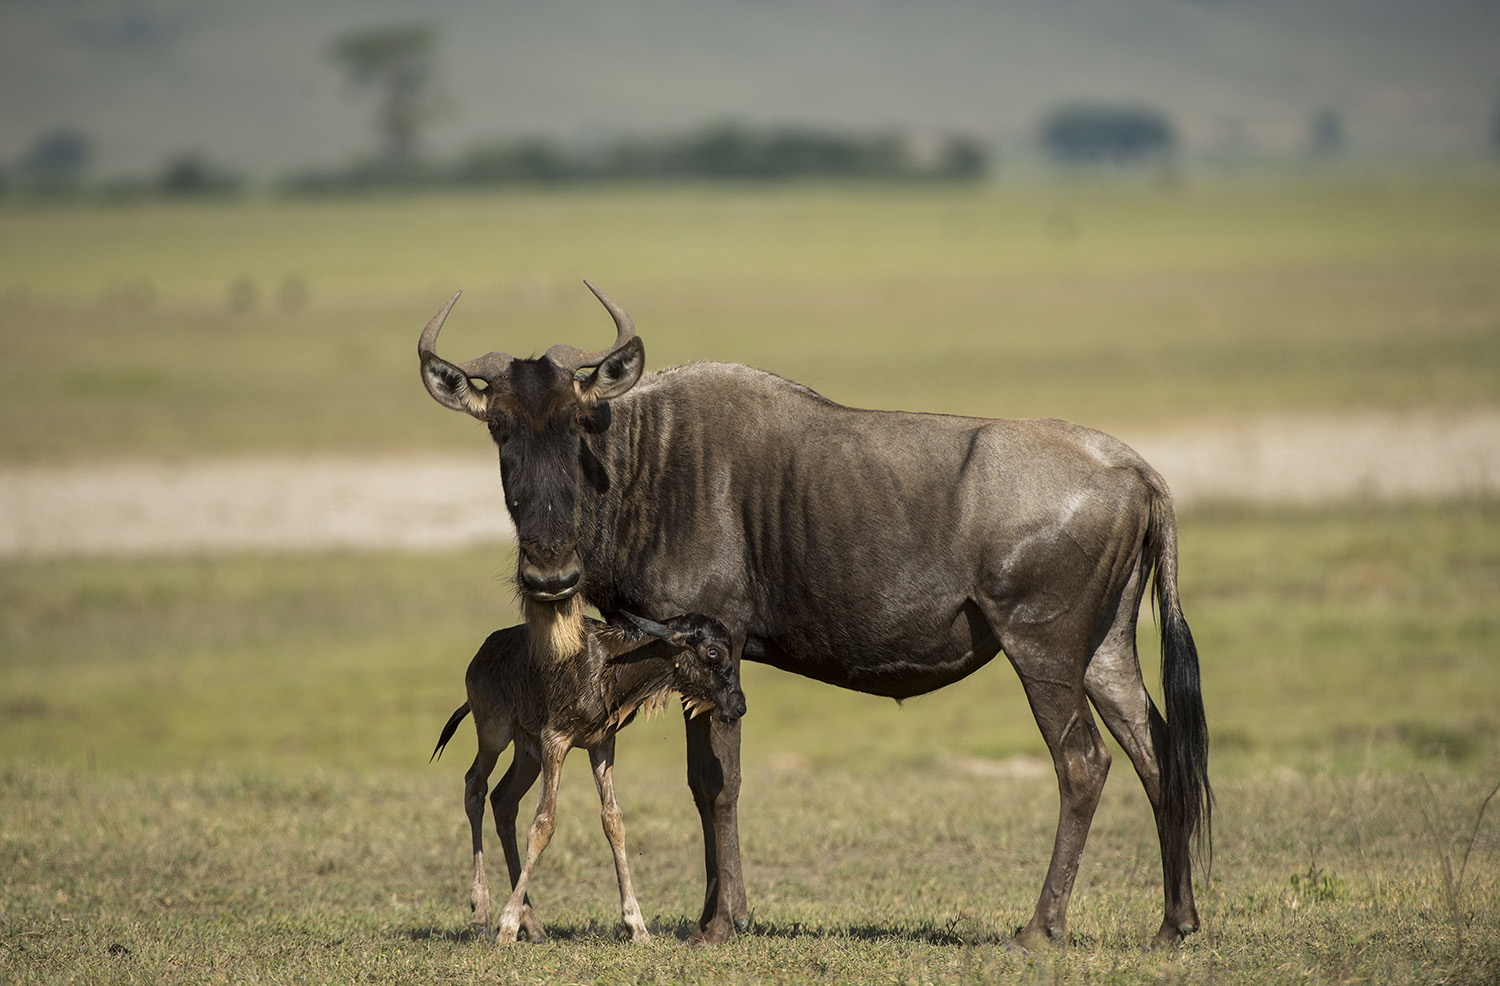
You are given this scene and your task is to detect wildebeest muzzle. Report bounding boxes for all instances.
[518,546,583,601]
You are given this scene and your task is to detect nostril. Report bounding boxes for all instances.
[524,568,579,593]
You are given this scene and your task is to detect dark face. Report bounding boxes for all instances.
[666,615,748,722]
[486,358,593,601]
[416,283,645,605]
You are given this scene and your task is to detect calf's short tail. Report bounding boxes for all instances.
[429,702,471,763]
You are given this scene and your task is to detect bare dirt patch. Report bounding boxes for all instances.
[2,409,1496,558]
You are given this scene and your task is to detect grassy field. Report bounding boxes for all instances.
[2,175,1499,462]
[2,176,1499,983]
[3,504,1497,984]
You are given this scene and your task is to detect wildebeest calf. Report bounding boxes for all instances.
[431,611,746,944]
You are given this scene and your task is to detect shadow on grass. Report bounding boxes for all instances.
[401,920,662,945]
[671,915,982,947]
[401,916,986,947]
[402,926,481,945]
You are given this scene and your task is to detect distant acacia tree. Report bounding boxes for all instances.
[332,24,439,178]
[1039,103,1175,165]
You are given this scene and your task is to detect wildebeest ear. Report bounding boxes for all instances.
[420,355,489,418]
[575,337,645,404]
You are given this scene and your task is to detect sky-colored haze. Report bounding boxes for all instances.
[2,0,1498,178]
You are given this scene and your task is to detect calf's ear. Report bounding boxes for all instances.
[622,610,679,641]
[575,337,645,404]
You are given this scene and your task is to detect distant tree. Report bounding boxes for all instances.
[452,138,576,184]
[331,24,439,179]
[18,128,92,194]
[1308,108,1345,157]
[1039,103,1175,165]
[936,136,989,180]
[158,153,243,196]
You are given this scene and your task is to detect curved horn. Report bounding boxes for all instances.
[544,280,638,371]
[417,291,463,360]
[417,290,514,385]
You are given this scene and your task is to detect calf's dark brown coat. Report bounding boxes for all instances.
[431,612,745,943]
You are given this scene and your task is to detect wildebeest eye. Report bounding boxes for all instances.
[705,646,723,662]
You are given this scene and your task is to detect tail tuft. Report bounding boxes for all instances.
[1147,495,1213,868]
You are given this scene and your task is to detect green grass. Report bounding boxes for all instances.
[4,502,1496,778]
[3,176,1499,981]
[3,503,1498,983]
[2,764,1496,985]
[2,175,1499,462]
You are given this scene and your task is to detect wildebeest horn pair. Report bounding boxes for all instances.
[418,281,635,380]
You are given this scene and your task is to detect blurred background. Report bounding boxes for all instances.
[4,0,1500,187]
[2,0,1498,787]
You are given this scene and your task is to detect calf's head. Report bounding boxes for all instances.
[417,282,645,609]
[624,612,748,723]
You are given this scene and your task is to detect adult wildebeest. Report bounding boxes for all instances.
[416,283,1211,948]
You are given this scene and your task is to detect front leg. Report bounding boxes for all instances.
[588,736,651,942]
[491,749,547,942]
[496,735,567,944]
[685,708,747,942]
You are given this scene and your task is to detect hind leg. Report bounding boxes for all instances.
[1009,648,1113,949]
[492,748,546,942]
[464,750,499,933]
[1083,564,1199,944]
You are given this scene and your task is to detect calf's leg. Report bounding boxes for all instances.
[463,750,498,933]
[588,736,651,942]
[496,734,567,944]
[491,749,546,942]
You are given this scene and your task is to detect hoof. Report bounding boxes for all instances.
[690,918,736,945]
[1150,918,1198,948]
[1009,924,1066,953]
[495,917,523,945]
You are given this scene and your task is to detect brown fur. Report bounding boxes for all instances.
[431,614,744,944]
[418,285,1210,948]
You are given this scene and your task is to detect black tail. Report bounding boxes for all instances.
[1147,496,1213,868]
[429,702,471,763]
